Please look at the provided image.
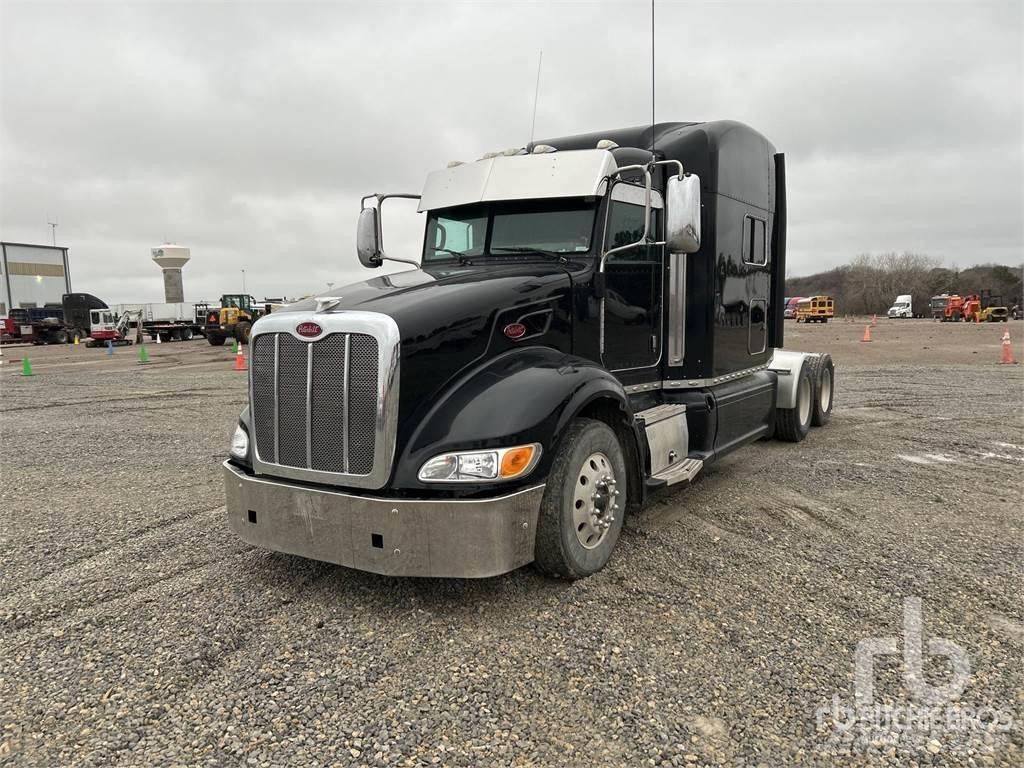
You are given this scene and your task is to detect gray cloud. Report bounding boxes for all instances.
[2,0,1021,303]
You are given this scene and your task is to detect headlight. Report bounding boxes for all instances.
[229,424,249,460]
[418,443,541,483]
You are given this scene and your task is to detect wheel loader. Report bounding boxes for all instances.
[204,294,264,346]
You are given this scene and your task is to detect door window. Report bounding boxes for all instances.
[743,216,768,266]
[602,198,662,370]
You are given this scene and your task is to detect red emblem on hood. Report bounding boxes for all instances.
[296,322,322,338]
[503,323,527,340]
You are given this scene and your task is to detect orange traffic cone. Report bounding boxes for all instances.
[1000,331,1016,364]
[871,314,878,327]
[861,325,872,342]
[234,347,246,371]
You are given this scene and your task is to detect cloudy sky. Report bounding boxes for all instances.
[1,0,1021,303]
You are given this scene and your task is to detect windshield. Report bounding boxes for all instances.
[423,199,598,263]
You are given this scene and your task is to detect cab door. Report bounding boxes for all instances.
[601,185,664,372]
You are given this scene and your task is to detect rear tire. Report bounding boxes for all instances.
[807,353,835,426]
[534,418,627,580]
[775,360,814,442]
[207,334,226,346]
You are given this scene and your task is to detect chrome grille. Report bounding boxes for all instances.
[250,331,379,476]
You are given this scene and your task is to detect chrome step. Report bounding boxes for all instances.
[635,403,687,425]
[652,457,704,486]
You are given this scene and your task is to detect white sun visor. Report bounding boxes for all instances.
[417,149,617,212]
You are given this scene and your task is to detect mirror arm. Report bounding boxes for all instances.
[598,166,653,274]
[360,193,422,267]
[650,159,684,180]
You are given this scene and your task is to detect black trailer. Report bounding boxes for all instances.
[222,120,835,580]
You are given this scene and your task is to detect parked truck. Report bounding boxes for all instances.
[223,120,836,579]
[6,293,107,344]
[930,294,949,319]
[887,294,913,318]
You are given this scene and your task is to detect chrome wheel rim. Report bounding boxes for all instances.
[819,368,832,413]
[798,375,812,425]
[572,451,619,549]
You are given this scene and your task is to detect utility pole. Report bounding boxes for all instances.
[242,269,246,294]
[48,218,58,246]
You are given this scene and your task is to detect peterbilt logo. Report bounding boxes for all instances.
[503,323,527,340]
[295,322,323,338]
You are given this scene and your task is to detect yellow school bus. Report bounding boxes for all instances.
[796,296,834,323]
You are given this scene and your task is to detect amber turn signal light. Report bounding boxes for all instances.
[499,445,537,478]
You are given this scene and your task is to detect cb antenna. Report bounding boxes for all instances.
[529,50,543,145]
[48,217,58,246]
[650,0,656,155]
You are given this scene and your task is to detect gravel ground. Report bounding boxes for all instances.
[1,320,1021,767]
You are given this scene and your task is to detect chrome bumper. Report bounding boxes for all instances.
[223,461,545,578]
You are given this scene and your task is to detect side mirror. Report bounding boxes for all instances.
[357,207,382,268]
[665,174,701,253]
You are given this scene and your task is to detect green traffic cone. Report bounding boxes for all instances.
[232,338,239,354]
[22,356,34,376]
[138,344,149,364]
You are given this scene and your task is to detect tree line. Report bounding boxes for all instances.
[784,253,1023,315]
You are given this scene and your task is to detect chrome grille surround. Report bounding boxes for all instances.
[248,311,401,490]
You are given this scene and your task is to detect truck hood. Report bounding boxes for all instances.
[276,261,577,433]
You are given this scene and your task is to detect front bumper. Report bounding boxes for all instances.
[223,461,545,578]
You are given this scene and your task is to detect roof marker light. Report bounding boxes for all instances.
[501,147,521,157]
[447,160,465,168]
[596,139,619,150]
[532,144,557,154]
[480,151,499,160]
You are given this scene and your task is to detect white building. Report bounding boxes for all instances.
[0,242,72,317]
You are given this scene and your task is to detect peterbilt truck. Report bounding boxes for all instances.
[223,120,836,579]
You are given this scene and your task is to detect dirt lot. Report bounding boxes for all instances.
[1,320,1022,767]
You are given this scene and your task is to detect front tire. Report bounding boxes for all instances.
[775,361,814,442]
[235,321,252,344]
[534,418,627,580]
[207,333,226,346]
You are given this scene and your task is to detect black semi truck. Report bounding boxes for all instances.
[224,120,835,579]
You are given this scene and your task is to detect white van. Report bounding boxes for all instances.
[888,294,913,318]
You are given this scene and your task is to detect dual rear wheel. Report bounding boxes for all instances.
[775,353,834,442]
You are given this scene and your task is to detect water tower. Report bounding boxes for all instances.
[151,244,190,303]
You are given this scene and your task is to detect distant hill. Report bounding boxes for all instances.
[785,254,1023,315]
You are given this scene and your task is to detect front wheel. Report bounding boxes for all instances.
[235,321,252,344]
[534,418,627,580]
[207,333,226,346]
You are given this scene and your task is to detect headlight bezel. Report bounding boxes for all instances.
[417,443,542,483]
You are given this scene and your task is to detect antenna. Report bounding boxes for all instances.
[529,50,543,145]
[650,0,656,155]
[48,217,58,246]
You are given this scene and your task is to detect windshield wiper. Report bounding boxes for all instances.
[490,246,570,264]
[433,247,474,265]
